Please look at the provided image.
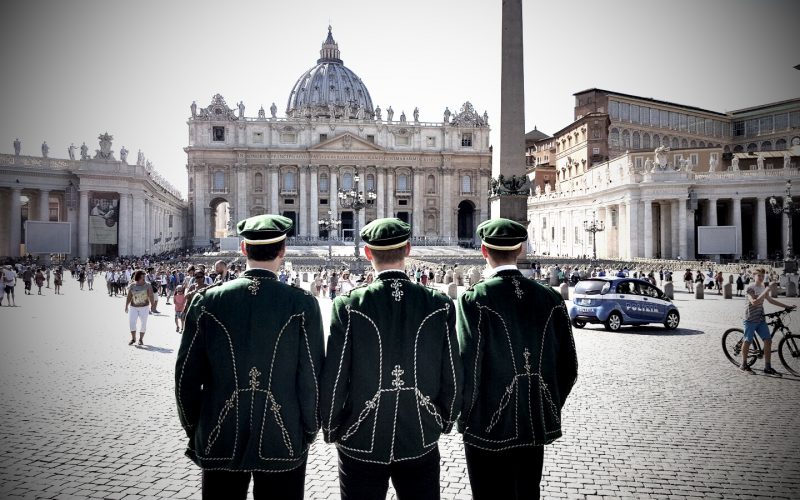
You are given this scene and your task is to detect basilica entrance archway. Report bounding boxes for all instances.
[457,200,475,244]
[210,198,230,240]
[282,211,297,237]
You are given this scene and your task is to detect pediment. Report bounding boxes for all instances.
[310,132,384,152]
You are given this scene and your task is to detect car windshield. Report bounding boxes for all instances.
[575,280,608,295]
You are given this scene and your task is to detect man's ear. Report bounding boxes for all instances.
[404,242,411,257]
[278,244,287,258]
[480,244,489,258]
[240,240,248,257]
[364,246,374,261]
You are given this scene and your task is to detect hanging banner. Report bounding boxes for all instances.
[89,193,119,244]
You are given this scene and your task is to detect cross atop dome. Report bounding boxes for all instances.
[318,25,342,64]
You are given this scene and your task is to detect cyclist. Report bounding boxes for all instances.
[742,267,794,375]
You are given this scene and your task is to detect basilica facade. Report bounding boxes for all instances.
[186,27,492,248]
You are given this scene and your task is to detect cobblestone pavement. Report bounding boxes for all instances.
[1,276,799,499]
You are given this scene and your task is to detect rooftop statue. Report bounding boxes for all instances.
[68,143,76,160]
[258,106,265,119]
[375,105,382,121]
[413,107,419,123]
[190,101,197,118]
[120,146,129,163]
[13,138,20,155]
[41,141,49,158]
[238,101,245,119]
[387,106,394,122]
[270,102,277,118]
[443,107,451,124]
[80,142,89,160]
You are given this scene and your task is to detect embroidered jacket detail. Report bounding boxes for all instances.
[511,277,524,299]
[390,280,404,302]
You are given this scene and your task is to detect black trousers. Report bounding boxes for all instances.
[201,460,307,500]
[464,444,544,500]
[338,447,440,500]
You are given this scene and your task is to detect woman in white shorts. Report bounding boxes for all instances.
[125,270,154,346]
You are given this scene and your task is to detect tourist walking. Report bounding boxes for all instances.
[456,219,578,500]
[172,285,186,332]
[125,270,154,346]
[2,265,17,306]
[86,266,95,290]
[176,215,324,500]
[321,218,462,500]
[35,269,45,295]
[22,267,33,295]
[78,267,86,290]
[736,273,745,297]
[45,267,50,288]
[53,268,62,295]
[684,269,694,292]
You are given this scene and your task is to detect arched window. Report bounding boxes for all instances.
[319,173,329,192]
[761,141,772,151]
[632,131,640,149]
[734,144,744,153]
[213,171,225,192]
[776,138,787,150]
[426,174,436,193]
[652,134,660,147]
[609,128,620,147]
[621,130,631,149]
[681,138,688,148]
[342,172,353,190]
[642,133,651,149]
[671,137,679,148]
[366,173,376,191]
[397,173,409,191]
[690,140,697,148]
[462,175,472,193]
[724,145,731,153]
[699,141,706,148]
[747,143,757,152]
[283,170,296,190]
[254,172,264,192]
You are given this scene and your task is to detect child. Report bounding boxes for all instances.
[173,285,187,333]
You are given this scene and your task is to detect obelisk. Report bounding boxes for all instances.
[490,0,527,222]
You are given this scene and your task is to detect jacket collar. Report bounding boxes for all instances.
[242,268,277,280]
[376,269,410,281]
[491,267,523,279]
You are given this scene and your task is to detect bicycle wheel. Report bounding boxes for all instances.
[722,328,757,367]
[778,334,800,376]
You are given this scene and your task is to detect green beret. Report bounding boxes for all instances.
[237,214,293,245]
[477,218,528,250]
[360,218,411,250]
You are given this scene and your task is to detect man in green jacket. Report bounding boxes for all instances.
[320,218,463,500]
[176,215,324,500]
[456,218,578,500]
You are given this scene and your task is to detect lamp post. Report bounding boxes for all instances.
[318,210,341,269]
[338,174,377,270]
[769,179,800,272]
[583,217,605,264]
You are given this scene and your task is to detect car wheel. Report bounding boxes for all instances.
[664,310,680,330]
[572,319,586,329]
[604,311,622,331]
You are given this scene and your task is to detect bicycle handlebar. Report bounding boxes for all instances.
[764,307,796,318]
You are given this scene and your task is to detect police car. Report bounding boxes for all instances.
[569,277,680,331]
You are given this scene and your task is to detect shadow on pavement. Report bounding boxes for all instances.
[135,345,174,354]
[576,325,704,336]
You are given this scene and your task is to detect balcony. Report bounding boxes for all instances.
[395,189,411,197]
[280,188,298,196]
[210,187,229,194]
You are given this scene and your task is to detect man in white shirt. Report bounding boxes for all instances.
[3,265,18,307]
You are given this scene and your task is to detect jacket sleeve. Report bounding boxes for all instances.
[297,295,325,440]
[553,299,578,408]
[438,300,463,433]
[319,298,352,443]
[175,293,209,439]
[456,292,483,433]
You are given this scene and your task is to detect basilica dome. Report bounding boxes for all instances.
[286,27,375,120]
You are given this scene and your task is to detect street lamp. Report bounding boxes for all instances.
[583,217,605,263]
[338,174,377,268]
[318,210,341,269]
[769,179,800,271]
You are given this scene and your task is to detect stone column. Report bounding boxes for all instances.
[299,165,309,236]
[643,200,654,259]
[192,166,207,247]
[618,202,628,259]
[783,204,790,259]
[356,168,367,231]
[628,199,639,258]
[478,171,489,224]
[144,199,150,253]
[756,197,768,260]
[732,197,742,259]
[686,206,696,260]
[412,171,424,236]
[310,167,318,237]
[131,195,145,255]
[678,197,688,259]
[39,190,50,221]
[493,0,526,222]
[707,198,718,226]
[236,164,247,224]
[329,167,338,219]
[386,168,394,218]
[9,187,22,257]
[269,165,279,215]
[659,202,670,259]
[78,190,89,259]
[670,200,679,258]
[376,167,386,219]
[441,169,452,239]
[118,193,130,256]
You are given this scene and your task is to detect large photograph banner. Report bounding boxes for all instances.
[89,194,119,245]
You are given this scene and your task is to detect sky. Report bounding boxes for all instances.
[1,0,798,197]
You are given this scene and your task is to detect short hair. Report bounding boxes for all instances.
[485,247,519,264]
[754,267,766,275]
[214,260,226,268]
[132,270,146,282]
[245,241,285,262]
[368,245,407,265]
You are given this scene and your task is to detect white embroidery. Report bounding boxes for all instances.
[511,277,524,299]
[391,365,405,388]
[390,280,404,301]
[248,279,260,295]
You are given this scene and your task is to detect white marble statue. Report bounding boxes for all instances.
[387,106,394,122]
[785,151,792,169]
[41,141,49,158]
[13,138,21,155]
[68,143,76,160]
[709,154,718,172]
[356,106,364,120]
[136,149,144,166]
[375,105,382,120]
[731,155,740,171]
[483,110,489,125]
[399,110,406,123]
[756,153,764,170]
[80,142,89,160]
[120,146,129,163]
[238,101,245,118]
[258,106,265,119]
[443,106,451,124]
[190,101,197,118]
[413,107,419,122]
[270,102,277,118]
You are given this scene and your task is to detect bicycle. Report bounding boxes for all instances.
[722,307,800,376]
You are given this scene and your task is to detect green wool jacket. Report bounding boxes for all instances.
[175,268,324,472]
[456,268,578,451]
[320,270,463,464]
